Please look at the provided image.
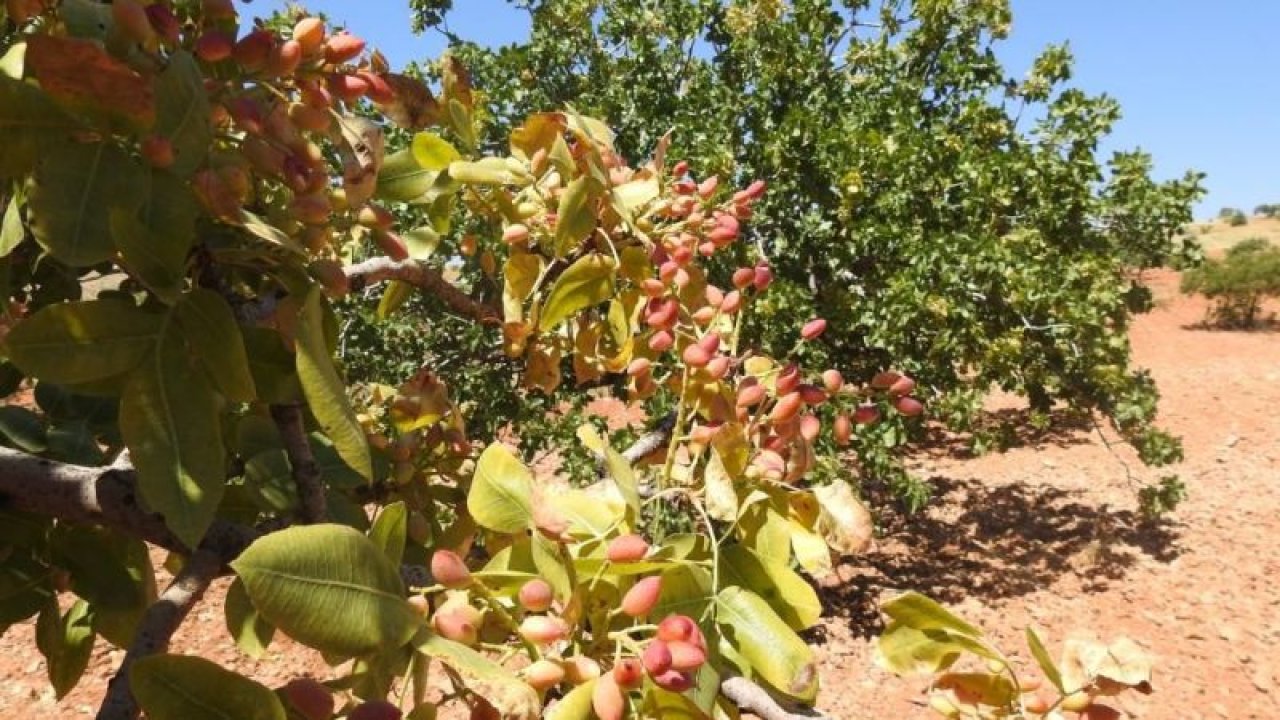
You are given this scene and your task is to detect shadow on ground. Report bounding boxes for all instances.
[816,475,1185,639]
[916,407,1098,462]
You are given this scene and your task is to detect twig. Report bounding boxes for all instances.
[344,257,501,325]
[720,675,834,720]
[594,412,677,498]
[269,403,327,524]
[95,549,223,720]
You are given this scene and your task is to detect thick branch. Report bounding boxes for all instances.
[621,412,678,464]
[96,549,223,720]
[720,676,833,720]
[344,257,501,325]
[270,403,327,524]
[0,448,259,565]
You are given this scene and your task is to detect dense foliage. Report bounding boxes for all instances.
[1181,238,1280,328]
[399,0,1204,505]
[0,1,1166,719]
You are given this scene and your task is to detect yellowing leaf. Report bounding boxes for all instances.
[130,654,285,720]
[295,286,372,481]
[813,481,873,555]
[1026,627,1064,692]
[874,621,964,676]
[538,255,616,331]
[448,157,521,186]
[554,176,600,256]
[411,132,461,171]
[467,443,534,533]
[26,35,155,127]
[880,591,983,638]
[414,630,541,720]
[719,545,820,631]
[231,524,419,657]
[545,677,595,720]
[704,447,739,522]
[715,586,818,702]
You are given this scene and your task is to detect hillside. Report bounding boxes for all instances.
[1186,215,1280,255]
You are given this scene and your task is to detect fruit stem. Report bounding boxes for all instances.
[472,584,541,660]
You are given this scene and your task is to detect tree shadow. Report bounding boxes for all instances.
[817,475,1185,639]
[1179,318,1280,334]
[916,407,1098,462]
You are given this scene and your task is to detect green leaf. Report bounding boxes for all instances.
[404,226,441,260]
[35,598,94,699]
[0,405,47,452]
[369,501,409,567]
[554,176,599,256]
[603,447,641,521]
[3,300,161,384]
[467,443,534,534]
[121,322,225,548]
[295,286,372,480]
[174,289,257,402]
[548,488,624,540]
[29,141,146,266]
[377,149,438,203]
[0,185,23,257]
[109,208,186,304]
[225,577,275,660]
[715,586,818,702]
[880,591,983,638]
[0,552,53,625]
[131,654,286,720]
[231,524,419,657]
[530,534,572,602]
[545,677,595,720]
[411,133,461,170]
[537,255,616,331]
[153,51,211,177]
[377,279,415,320]
[414,630,541,720]
[49,525,154,613]
[719,545,820,631]
[1026,627,1064,691]
[0,76,81,177]
[242,327,302,404]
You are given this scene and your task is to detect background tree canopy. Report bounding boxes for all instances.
[388,0,1205,507]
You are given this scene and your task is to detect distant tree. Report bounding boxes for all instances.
[1227,210,1249,226]
[1181,238,1280,327]
[1254,203,1279,218]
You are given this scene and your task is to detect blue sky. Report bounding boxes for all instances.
[259,1,1277,218]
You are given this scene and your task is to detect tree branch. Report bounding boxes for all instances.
[270,403,327,524]
[720,676,833,720]
[0,448,259,567]
[344,257,501,325]
[95,549,223,720]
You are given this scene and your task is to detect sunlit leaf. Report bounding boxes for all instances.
[414,630,541,720]
[880,591,983,638]
[719,545,820,631]
[1026,627,1064,691]
[231,524,419,657]
[225,578,274,660]
[715,586,818,701]
[411,132,461,170]
[467,443,534,533]
[545,677,595,720]
[813,481,873,555]
[554,176,600,256]
[370,501,409,567]
[538,255,616,331]
[35,598,94,699]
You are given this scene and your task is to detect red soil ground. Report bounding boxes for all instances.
[2,269,1277,719]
